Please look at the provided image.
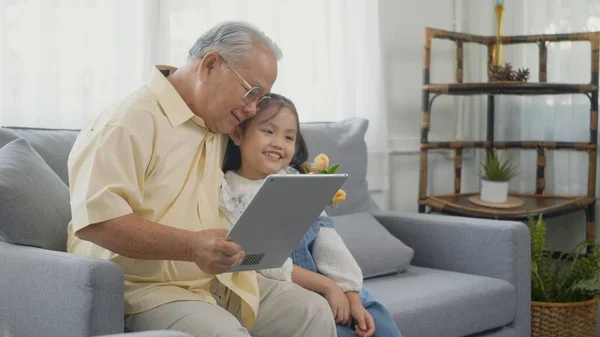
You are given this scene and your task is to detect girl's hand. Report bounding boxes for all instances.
[350,303,375,337]
[324,284,351,325]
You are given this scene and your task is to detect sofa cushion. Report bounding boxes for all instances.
[0,127,19,148]
[301,118,379,216]
[365,266,516,337]
[3,127,79,185]
[332,212,414,279]
[0,138,71,251]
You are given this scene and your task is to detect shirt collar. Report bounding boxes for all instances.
[146,65,208,129]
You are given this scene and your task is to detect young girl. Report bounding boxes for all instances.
[219,93,402,337]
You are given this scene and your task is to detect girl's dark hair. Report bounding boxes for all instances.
[222,93,309,173]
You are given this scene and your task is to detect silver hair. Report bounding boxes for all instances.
[187,21,283,65]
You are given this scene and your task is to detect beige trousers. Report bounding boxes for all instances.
[125,274,337,337]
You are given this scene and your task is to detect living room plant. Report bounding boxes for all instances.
[479,149,517,203]
[528,213,600,337]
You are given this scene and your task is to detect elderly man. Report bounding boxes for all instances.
[66,21,336,337]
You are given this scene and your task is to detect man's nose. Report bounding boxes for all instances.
[243,101,258,118]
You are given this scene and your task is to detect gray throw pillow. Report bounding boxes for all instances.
[0,138,71,251]
[301,118,379,216]
[332,212,414,279]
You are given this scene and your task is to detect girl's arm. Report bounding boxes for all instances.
[291,265,337,295]
[312,227,363,292]
[345,291,362,306]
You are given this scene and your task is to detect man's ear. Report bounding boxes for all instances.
[230,127,243,146]
[198,52,220,82]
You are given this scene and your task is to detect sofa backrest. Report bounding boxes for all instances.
[0,118,377,252]
[0,127,79,186]
[0,117,378,216]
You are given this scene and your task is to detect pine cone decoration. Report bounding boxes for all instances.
[488,62,529,82]
[515,68,530,82]
[502,63,514,80]
[488,64,504,81]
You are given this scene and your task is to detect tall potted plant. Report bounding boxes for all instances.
[528,213,600,337]
[479,149,517,203]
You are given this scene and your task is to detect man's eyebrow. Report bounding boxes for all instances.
[248,79,265,91]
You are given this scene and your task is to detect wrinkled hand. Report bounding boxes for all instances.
[324,284,351,325]
[187,229,245,274]
[350,303,375,337]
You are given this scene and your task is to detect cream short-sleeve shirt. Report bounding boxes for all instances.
[66,66,260,329]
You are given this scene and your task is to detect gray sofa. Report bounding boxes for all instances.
[0,118,530,337]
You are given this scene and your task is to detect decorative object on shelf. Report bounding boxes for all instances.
[468,194,524,209]
[479,149,517,203]
[528,213,600,337]
[492,0,505,66]
[488,62,531,82]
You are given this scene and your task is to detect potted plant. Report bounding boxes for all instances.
[528,213,600,337]
[479,149,517,203]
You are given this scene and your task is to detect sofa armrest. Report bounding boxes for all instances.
[0,242,125,337]
[372,210,530,335]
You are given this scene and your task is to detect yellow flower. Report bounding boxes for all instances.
[333,189,346,203]
[313,153,330,171]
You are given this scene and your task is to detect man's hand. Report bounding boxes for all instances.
[324,283,351,325]
[187,229,245,274]
[350,303,375,337]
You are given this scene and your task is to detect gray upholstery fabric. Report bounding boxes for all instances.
[4,127,79,185]
[332,212,414,279]
[466,327,515,337]
[0,138,71,251]
[373,210,531,337]
[0,242,124,337]
[0,127,19,148]
[365,266,516,337]
[100,332,194,337]
[301,118,379,216]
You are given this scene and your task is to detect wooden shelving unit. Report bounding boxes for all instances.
[418,27,600,244]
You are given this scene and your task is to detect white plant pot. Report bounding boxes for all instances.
[480,179,509,203]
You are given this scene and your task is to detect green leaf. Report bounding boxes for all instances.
[529,213,600,302]
[480,149,517,181]
[327,163,340,174]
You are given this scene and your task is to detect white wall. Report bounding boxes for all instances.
[378,0,476,212]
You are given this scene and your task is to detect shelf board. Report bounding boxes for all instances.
[425,82,597,95]
[420,193,594,219]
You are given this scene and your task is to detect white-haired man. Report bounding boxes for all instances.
[66,21,337,337]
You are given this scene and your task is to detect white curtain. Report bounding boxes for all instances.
[459,0,600,198]
[0,0,388,193]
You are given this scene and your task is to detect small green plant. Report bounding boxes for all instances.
[529,213,600,302]
[480,150,517,182]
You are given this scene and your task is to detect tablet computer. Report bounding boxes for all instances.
[225,173,348,272]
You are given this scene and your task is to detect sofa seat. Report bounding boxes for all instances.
[365,266,516,337]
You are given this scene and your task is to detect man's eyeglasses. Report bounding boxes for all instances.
[220,56,270,106]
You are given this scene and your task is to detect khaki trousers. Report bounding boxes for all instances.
[125,274,337,337]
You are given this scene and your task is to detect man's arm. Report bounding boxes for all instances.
[76,213,193,261]
[77,213,244,274]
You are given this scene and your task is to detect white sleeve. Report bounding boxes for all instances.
[258,257,293,282]
[313,227,363,292]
